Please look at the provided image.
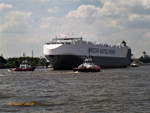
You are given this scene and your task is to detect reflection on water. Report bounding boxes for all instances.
[0,66,150,113]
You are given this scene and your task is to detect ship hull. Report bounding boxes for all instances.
[45,53,131,70]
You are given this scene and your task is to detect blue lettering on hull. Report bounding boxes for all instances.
[89,48,115,55]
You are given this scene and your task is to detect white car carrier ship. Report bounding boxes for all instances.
[43,37,132,70]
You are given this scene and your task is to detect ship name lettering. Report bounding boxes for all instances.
[100,49,115,55]
[89,48,99,53]
[89,48,115,55]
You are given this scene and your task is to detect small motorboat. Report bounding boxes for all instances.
[8,61,35,72]
[73,58,101,72]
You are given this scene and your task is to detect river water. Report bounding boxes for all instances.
[0,66,150,113]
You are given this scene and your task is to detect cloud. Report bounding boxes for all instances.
[0,3,13,11]
[100,1,128,17]
[143,32,150,44]
[33,0,80,2]
[100,0,150,15]
[0,10,41,57]
[100,0,150,29]
[67,5,100,18]
[48,7,61,14]
[66,4,123,29]
[0,11,32,33]
[33,0,50,2]
[144,32,150,38]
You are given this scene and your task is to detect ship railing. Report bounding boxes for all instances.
[55,37,82,40]
[96,43,127,48]
[46,37,84,45]
[46,41,72,44]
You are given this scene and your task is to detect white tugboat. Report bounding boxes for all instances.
[73,57,101,72]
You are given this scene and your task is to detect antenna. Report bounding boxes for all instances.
[23,52,26,57]
[32,50,34,58]
[88,48,91,57]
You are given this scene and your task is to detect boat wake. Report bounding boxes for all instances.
[74,71,79,73]
[0,74,5,76]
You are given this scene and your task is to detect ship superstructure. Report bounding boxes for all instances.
[43,37,131,69]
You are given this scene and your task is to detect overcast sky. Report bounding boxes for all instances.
[0,0,150,57]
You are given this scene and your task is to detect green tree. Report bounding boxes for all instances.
[5,57,48,68]
[0,56,7,68]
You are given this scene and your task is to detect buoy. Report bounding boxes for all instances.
[7,101,39,106]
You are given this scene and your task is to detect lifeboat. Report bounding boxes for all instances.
[8,61,35,72]
[73,58,101,72]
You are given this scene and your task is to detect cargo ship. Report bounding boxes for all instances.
[43,37,132,70]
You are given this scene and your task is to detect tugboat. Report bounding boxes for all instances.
[73,58,101,72]
[8,61,35,72]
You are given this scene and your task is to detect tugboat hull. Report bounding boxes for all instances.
[73,67,101,72]
[8,67,35,72]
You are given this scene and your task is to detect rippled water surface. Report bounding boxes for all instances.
[0,66,150,113]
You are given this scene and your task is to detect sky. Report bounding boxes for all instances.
[0,0,150,58]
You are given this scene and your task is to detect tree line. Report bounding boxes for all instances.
[0,56,49,68]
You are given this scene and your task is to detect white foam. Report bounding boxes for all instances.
[0,74,5,76]
[74,71,79,73]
